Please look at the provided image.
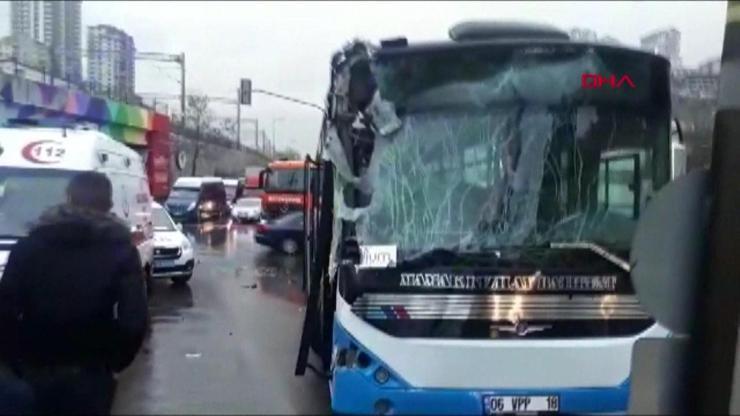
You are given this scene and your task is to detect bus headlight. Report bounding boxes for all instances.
[374,367,390,384]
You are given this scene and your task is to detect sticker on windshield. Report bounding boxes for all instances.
[21,140,66,164]
[359,245,397,269]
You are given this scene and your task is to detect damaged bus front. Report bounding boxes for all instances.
[297,21,675,415]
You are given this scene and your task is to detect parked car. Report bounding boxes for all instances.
[151,202,195,284]
[232,197,262,223]
[254,211,304,254]
[165,177,229,223]
[223,178,242,205]
[0,126,153,287]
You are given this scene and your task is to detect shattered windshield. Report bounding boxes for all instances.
[328,44,670,260]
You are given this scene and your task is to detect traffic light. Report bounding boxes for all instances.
[239,78,252,105]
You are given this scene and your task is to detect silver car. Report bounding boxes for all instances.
[231,197,262,223]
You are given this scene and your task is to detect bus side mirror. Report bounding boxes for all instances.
[672,144,688,178]
[631,168,710,334]
[628,169,710,414]
[672,118,684,144]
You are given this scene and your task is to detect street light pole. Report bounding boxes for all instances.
[254,119,259,149]
[272,117,284,158]
[179,53,186,117]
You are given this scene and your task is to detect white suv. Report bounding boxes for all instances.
[151,202,195,284]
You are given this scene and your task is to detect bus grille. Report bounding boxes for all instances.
[351,293,653,339]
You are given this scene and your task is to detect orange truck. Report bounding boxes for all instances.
[258,160,314,219]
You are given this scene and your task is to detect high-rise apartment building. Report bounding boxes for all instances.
[568,28,598,42]
[87,25,135,101]
[10,0,82,83]
[640,28,682,69]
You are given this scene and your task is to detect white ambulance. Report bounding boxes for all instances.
[0,126,154,287]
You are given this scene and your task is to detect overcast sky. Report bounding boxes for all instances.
[0,1,729,155]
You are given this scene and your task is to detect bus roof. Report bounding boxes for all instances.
[376,37,666,66]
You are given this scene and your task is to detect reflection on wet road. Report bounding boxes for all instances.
[112,220,329,415]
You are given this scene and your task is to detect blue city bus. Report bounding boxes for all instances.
[296,21,678,415]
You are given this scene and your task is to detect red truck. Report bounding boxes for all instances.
[258,160,314,219]
[243,166,264,199]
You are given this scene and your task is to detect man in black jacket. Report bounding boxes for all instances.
[0,171,149,414]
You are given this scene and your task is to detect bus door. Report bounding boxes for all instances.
[598,150,642,220]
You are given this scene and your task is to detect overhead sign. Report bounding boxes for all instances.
[21,140,66,164]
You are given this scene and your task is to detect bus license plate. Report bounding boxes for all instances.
[483,395,559,414]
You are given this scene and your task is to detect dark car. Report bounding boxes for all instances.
[165,177,229,223]
[254,212,304,254]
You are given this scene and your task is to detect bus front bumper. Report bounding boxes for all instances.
[331,320,630,416]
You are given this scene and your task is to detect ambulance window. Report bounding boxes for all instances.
[0,168,81,237]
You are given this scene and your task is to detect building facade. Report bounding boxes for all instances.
[568,27,598,42]
[11,1,47,43]
[697,57,721,76]
[10,0,82,84]
[568,28,621,46]
[87,25,135,101]
[0,35,52,70]
[640,28,681,69]
[598,35,622,46]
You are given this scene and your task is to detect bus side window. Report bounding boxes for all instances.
[598,153,641,219]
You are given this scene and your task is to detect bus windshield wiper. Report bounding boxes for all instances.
[395,247,465,268]
[395,245,512,268]
[549,241,630,272]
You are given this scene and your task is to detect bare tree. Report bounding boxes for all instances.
[218,118,238,143]
[274,146,301,160]
[185,94,213,176]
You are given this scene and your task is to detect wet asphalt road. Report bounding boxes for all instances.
[112,220,330,415]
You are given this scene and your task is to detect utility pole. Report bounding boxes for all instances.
[272,117,284,158]
[85,49,186,117]
[180,53,186,117]
[254,119,259,149]
[236,88,241,150]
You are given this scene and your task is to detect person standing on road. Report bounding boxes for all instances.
[0,171,149,414]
